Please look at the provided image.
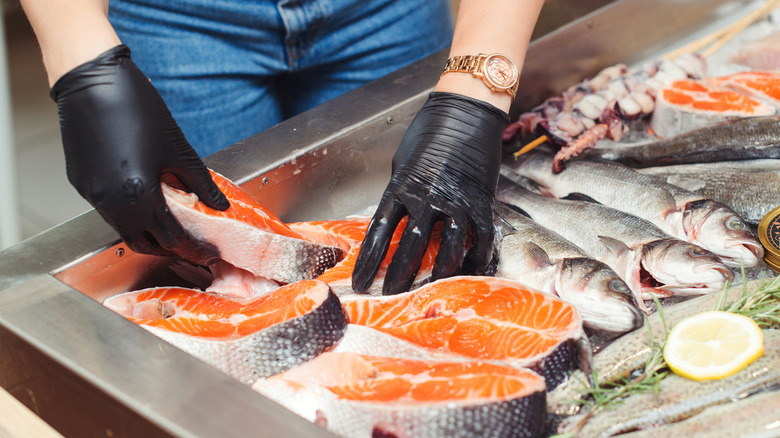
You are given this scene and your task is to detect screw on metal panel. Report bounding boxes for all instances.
[262,177,269,184]
[386,116,394,124]
[116,247,125,257]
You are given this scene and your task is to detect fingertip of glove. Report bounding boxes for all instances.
[381,278,410,296]
[350,269,372,294]
[201,186,230,211]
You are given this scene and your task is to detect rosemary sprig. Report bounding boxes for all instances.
[717,272,780,328]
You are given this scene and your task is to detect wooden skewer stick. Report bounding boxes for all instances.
[664,0,780,60]
[662,26,734,60]
[701,0,780,58]
[513,135,548,157]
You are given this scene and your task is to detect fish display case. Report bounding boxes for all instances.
[0,0,766,436]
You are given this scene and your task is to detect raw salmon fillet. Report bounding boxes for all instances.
[163,170,343,284]
[254,352,546,438]
[103,279,348,385]
[341,276,590,390]
[289,218,440,296]
[651,78,776,138]
[708,71,780,108]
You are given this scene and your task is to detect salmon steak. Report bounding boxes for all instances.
[162,170,343,284]
[103,279,348,385]
[341,276,591,390]
[651,78,776,138]
[708,70,780,108]
[289,218,440,296]
[253,352,547,438]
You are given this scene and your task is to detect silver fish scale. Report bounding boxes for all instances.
[145,289,348,386]
[559,329,780,437]
[323,390,547,438]
[254,236,343,283]
[504,151,680,232]
[497,180,670,250]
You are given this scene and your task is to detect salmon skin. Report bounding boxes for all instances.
[340,276,592,391]
[162,170,343,284]
[103,280,348,385]
[583,115,780,167]
[650,78,776,138]
[289,218,440,296]
[253,352,547,438]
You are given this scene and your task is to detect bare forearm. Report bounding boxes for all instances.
[435,0,544,112]
[20,0,121,86]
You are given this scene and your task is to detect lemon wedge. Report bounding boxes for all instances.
[663,311,763,381]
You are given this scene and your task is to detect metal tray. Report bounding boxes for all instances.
[0,0,757,436]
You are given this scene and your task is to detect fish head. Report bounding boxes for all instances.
[683,200,764,267]
[557,258,643,333]
[640,239,733,296]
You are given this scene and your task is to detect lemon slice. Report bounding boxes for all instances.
[663,311,763,381]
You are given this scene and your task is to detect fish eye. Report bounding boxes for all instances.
[727,218,745,230]
[610,279,629,293]
[690,247,710,257]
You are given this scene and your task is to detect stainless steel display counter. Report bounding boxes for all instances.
[0,1,758,436]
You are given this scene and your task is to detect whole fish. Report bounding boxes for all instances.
[340,276,592,391]
[253,352,547,438]
[615,389,780,437]
[637,159,780,226]
[557,329,780,437]
[494,202,643,333]
[163,170,343,284]
[102,280,348,385]
[504,152,763,267]
[497,178,734,314]
[580,115,780,167]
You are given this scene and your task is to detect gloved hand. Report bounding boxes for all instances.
[352,92,509,295]
[50,45,229,264]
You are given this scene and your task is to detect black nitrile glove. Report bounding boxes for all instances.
[50,45,229,264]
[352,92,509,295]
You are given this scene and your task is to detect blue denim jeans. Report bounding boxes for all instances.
[108,0,454,156]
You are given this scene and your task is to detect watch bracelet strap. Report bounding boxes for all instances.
[441,54,518,99]
[442,54,486,75]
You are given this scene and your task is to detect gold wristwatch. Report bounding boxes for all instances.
[441,53,519,99]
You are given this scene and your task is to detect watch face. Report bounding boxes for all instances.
[484,54,518,89]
